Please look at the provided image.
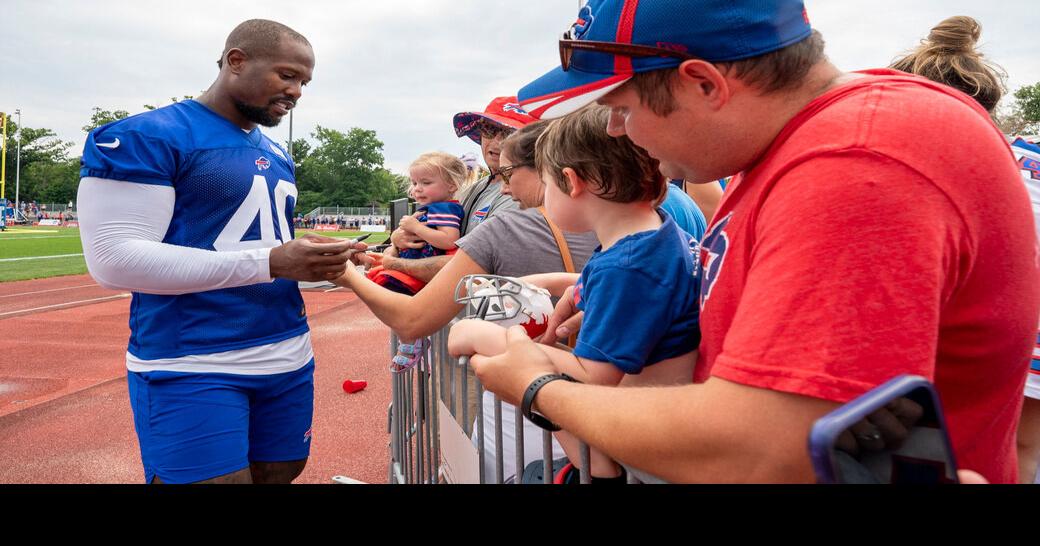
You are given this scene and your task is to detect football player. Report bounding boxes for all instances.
[77,20,360,484]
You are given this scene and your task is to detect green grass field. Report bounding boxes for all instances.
[0,226,389,283]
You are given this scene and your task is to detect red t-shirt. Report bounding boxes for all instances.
[695,69,1039,483]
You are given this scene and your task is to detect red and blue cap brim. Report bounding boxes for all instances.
[518,66,633,120]
[517,0,813,120]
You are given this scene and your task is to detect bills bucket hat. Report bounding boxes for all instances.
[453,96,538,145]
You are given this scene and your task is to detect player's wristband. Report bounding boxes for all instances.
[521,373,579,432]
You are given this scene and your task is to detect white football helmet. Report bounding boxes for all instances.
[454,275,555,339]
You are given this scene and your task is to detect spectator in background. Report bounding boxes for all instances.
[890,14,1040,484]
[680,179,725,225]
[661,181,707,240]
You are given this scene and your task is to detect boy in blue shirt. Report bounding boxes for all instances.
[449,105,701,480]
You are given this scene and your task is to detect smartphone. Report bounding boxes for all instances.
[808,375,959,484]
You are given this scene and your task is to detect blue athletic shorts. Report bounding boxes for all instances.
[127,360,315,484]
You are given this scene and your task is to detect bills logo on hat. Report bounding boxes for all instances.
[699,212,732,310]
[571,4,595,39]
[502,103,529,116]
[255,157,271,171]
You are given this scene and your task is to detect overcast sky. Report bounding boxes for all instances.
[2,0,1037,174]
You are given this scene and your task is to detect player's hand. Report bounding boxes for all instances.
[390,227,425,250]
[269,233,364,282]
[539,285,583,346]
[470,326,558,407]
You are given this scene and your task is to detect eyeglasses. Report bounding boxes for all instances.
[559,33,696,72]
[497,163,532,184]
[479,123,512,141]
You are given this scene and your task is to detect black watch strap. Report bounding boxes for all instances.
[521,373,578,432]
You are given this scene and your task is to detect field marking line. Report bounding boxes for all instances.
[0,284,99,299]
[0,235,80,241]
[0,229,60,234]
[0,253,84,262]
[0,293,131,318]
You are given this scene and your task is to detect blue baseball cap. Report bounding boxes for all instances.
[518,0,813,119]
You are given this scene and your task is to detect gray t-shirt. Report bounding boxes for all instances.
[458,175,518,236]
[456,207,598,277]
[456,206,599,483]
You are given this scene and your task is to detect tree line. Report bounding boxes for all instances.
[2,98,408,212]
[5,83,1039,208]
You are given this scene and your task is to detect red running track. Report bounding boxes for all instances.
[0,274,394,484]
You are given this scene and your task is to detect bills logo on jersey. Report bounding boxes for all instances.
[573,281,583,307]
[688,235,703,285]
[699,213,733,310]
[1020,156,1040,181]
[303,427,313,443]
[473,206,490,223]
[255,157,271,171]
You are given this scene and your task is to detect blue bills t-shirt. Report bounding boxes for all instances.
[573,211,701,374]
[399,200,465,259]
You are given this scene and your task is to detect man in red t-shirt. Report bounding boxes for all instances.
[464,0,1038,483]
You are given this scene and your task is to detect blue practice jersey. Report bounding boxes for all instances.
[572,212,701,374]
[80,100,308,361]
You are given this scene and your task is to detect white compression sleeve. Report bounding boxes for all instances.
[77,177,274,295]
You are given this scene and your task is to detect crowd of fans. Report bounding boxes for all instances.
[335,2,1040,484]
[294,214,388,230]
[66,1,1040,485]
[1,201,77,224]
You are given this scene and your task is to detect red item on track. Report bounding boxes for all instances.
[342,379,367,394]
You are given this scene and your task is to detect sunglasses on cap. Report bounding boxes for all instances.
[479,122,513,141]
[559,28,696,72]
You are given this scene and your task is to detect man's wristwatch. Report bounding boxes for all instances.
[521,373,579,432]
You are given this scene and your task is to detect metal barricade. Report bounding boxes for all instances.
[388,324,571,484]
[386,327,661,483]
[385,273,648,484]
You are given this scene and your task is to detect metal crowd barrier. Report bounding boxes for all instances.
[386,324,645,484]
